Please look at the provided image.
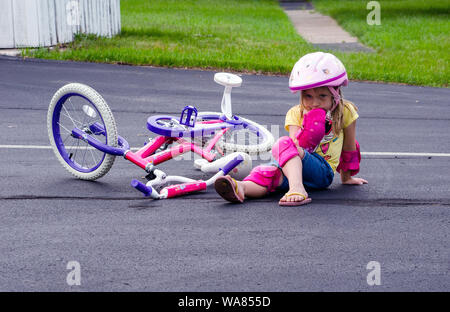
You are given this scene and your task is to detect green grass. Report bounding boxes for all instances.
[311,0,449,87]
[25,0,449,87]
[28,0,312,74]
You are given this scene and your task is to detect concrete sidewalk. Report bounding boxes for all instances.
[0,49,21,57]
[280,0,374,52]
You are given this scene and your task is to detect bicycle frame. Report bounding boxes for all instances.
[71,120,246,199]
[71,120,233,173]
[50,73,263,199]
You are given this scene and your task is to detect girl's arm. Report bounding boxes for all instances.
[288,125,305,159]
[288,125,300,142]
[340,121,368,185]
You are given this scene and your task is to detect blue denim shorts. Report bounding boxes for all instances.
[270,150,334,191]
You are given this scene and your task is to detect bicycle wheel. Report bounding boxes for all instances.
[47,83,118,180]
[196,112,274,154]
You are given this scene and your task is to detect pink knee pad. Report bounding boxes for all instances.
[272,136,300,167]
[243,165,281,193]
[296,108,327,153]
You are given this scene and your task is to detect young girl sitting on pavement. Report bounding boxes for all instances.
[214,52,368,206]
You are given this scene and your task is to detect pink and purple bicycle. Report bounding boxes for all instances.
[47,73,274,199]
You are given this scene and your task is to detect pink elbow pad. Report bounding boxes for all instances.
[337,140,361,176]
[271,136,300,167]
[296,108,327,153]
[243,165,281,193]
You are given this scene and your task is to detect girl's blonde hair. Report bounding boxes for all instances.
[299,87,357,136]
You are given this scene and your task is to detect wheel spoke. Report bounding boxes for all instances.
[61,99,105,170]
[66,136,79,160]
[61,112,83,127]
[81,141,89,168]
[73,135,81,162]
[62,132,73,145]
[68,97,85,125]
[89,147,100,167]
[62,105,82,128]
[157,120,172,127]
[57,121,75,135]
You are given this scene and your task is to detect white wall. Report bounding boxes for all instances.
[0,0,121,48]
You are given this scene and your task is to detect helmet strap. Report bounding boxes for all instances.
[328,86,340,111]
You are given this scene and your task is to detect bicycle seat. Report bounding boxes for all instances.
[214,73,242,88]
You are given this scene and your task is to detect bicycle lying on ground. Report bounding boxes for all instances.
[47,72,274,199]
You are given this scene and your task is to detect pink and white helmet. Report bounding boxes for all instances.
[289,52,348,110]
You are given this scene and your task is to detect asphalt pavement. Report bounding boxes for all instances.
[0,56,449,291]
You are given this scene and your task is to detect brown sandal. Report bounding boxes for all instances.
[214,176,244,203]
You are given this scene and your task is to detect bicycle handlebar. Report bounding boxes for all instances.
[131,179,154,197]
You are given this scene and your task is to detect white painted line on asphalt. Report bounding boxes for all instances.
[1,145,450,157]
[0,145,139,151]
[0,145,53,149]
[362,152,450,157]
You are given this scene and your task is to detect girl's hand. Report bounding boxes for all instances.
[342,176,368,185]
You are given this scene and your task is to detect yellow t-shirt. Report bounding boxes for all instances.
[284,100,359,173]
